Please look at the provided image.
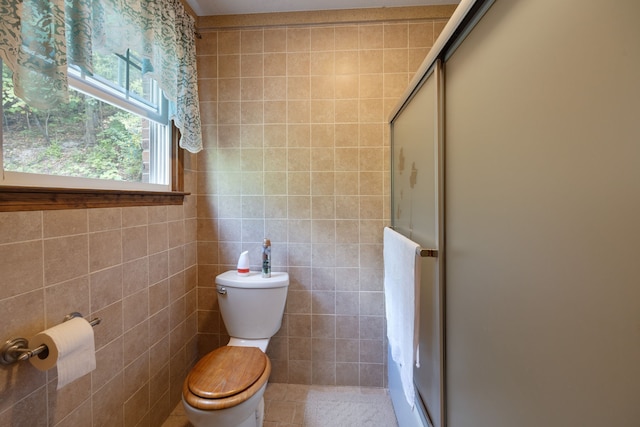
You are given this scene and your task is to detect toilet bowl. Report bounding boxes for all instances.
[182,271,289,427]
[182,346,271,427]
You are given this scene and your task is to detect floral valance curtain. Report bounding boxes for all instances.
[0,0,203,153]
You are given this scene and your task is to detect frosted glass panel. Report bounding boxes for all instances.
[392,74,436,248]
[391,65,443,427]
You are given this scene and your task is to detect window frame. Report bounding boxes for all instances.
[0,125,186,211]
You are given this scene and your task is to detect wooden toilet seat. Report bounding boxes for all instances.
[183,346,271,411]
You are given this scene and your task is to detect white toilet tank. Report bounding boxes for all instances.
[215,271,289,339]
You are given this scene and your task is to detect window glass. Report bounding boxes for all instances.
[1,51,171,191]
[88,49,158,110]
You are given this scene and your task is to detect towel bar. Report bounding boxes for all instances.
[417,248,438,257]
[388,227,438,258]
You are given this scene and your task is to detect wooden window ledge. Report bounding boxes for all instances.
[0,186,188,212]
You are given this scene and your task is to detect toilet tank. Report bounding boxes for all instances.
[215,271,289,339]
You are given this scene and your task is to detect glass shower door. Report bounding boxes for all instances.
[390,59,445,427]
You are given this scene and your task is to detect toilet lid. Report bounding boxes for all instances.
[187,346,268,399]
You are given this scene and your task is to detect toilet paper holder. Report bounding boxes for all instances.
[0,312,101,366]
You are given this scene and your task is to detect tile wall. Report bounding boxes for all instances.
[0,153,199,426]
[195,11,449,387]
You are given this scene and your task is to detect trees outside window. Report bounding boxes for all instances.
[1,49,171,191]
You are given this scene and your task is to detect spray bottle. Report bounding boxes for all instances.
[261,238,271,278]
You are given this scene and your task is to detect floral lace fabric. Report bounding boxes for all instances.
[0,0,202,153]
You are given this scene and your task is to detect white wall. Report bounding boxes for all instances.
[444,0,640,425]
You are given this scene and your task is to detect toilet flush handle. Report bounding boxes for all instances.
[217,286,227,295]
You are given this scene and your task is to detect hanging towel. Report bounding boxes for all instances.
[383,226,421,409]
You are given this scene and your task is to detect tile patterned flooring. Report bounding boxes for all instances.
[163,383,399,427]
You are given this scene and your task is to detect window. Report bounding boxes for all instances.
[0,0,199,211]
[1,49,173,192]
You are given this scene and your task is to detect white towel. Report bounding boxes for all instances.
[383,226,421,409]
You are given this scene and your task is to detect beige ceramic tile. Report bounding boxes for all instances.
[122,206,148,227]
[334,99,359,123]
[334,74,359,99]
[218,30,241,55]
[264,76,286,100]
[0,211,41,244]
[241,54,264,77]
[360,49,384,74]
[287,76,310,99]
[384,23,408,48]
[360,74,384,99]
[122,225,147,262]
[90,265,123,313]
[196,32,217,56]
[359,25,384,49]
[196,54,218,79]
[0,241,43,300]
[264,53,287,76]
[383,48,409,73]
[359,123,384,146]
[218,78,240,101]
[287,28,310,52]
[44,276,90,327]
[287,124,311,147]
[359,98,383,123]
[335,51,358,75]
[88,207,122,232]
[336,315,360,339]
[43,209,87,238]
[148,251,169,286]
[309,51,334,76]
[44,235,88,285]
[89,229,122,272]
[264,28,287,52]
[123,289,149,332]
[123,353,149,401]
[241,29,264,54]
[310,26,334,51]
[335,25,359,50]
[334,196,359,221]
[409,46,430,72]
[310,100,335,123]
[219,54,240,78]
[409,21,434,48]
[148,206,168,224]
[334,172,358,196]
[122,257,149,297]
[310,75,334,100]
[287,52,310,76]
[241,77,263,101]
[198,78,218,103]
[286,100,309,124]
[124,384,149,427]
[310,124,334,147]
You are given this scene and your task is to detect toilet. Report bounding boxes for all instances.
[182,270,289,427]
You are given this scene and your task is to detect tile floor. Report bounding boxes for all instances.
[163,383,399,427]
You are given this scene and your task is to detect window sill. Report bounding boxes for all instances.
[0,186,188,212]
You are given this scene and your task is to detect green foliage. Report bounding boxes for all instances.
[42,141,62,159]
[88,113,143,181]
[2,60,147,182]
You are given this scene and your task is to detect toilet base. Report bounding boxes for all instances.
[182,386,266,427]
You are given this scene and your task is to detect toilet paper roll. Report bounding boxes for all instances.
[29,317,97,390]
